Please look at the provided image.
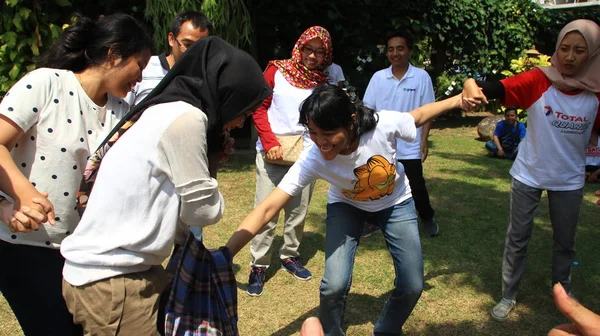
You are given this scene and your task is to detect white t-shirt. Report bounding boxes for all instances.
[278,111,416,212]
[326,63,345,86]
[61,101,225,285]
[256,69,314,152]
[501,68,600,190]
[124,54,169,107]
[363,64,435,160]
[585,136,600,167]
[0,68,129,248]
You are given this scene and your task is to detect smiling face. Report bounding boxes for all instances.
[387,36,411,69]
[301,38,326,70]
[105,48,151,98]
[307,118,354,161]
[504,109,517,126]
[556,31,590,77]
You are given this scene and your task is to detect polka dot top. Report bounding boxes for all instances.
[0,68,129,248]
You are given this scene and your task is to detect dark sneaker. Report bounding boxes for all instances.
[423,217,439,237]
[281,257,312,280]
[361,221,380,238]
[247,267,266,296]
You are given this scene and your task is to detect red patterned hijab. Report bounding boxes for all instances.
[269,26,332,89]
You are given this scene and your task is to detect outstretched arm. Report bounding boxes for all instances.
[409,93,486,128]
[225,187,292,256]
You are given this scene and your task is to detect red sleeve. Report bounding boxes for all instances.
[595,93,600,129]
[500,68,552,110]
[251,64,279,152]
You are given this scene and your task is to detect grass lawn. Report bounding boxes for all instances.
[2,117,599,335]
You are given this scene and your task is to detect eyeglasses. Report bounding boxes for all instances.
[174,38,194,50]
[302,46,326,58]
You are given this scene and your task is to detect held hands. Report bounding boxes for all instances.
[548,283,600,336]
[2,192,55,233]
[460,79,488,111]
[266,145,284,161]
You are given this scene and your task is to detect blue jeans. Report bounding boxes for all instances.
[320,199,423,336]
[485,140,517,159]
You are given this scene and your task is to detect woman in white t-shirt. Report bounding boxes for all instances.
[463,19,600,323]
[0,14,151,335]
[225,85,480,336]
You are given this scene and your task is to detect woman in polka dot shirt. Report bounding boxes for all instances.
[0,14,152,335]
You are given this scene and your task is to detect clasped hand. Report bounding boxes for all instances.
[0,192,55,233]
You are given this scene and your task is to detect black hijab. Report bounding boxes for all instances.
[108,36,271,153]
[78,37,271,215]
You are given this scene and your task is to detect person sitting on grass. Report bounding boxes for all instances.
[485,107,526,160]
[225,84,483,336]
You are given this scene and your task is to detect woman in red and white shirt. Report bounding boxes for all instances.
[464,19,600,323]
[247,26,332,296]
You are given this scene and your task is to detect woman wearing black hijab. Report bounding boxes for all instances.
[58,37,271,335]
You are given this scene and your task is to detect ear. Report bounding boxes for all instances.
[106,44,122,67]
[168,32,176,48]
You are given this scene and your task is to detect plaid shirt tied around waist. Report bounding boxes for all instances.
[165,231,238,336]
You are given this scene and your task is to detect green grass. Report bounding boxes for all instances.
[2,120,599,335]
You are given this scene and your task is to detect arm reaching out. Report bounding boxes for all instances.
[225,187,291,256]
[408,93,485,128]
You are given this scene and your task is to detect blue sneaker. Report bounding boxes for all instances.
[361,222,380,238]
[247,267,266,296]
[281,257,312,280]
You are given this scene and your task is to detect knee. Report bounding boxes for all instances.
[319,275,349,300]
[395,274,423,299]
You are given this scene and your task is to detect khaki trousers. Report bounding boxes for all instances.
[63,266,169,336]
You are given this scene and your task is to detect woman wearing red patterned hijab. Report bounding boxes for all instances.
[246,26,333,297]
[269,26,333,89]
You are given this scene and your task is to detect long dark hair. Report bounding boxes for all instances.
[299,84,378,138]
[37,13,152,72]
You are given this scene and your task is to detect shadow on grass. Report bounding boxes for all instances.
[335,152,600,334]
[234,230,325,291]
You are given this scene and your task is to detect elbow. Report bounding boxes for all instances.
[180,192,225,227]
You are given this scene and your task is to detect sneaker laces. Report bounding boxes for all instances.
[250,268,265,284]
[287,257,304,270]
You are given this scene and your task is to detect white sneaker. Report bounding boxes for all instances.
[491,298,516,322]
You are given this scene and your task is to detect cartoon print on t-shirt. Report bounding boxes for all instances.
[342,155,396,201]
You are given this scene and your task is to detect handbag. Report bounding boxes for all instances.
[264,135,303,165]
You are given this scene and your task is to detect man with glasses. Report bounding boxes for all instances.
[125,11,212,106]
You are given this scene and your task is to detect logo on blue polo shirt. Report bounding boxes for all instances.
[403,88,416,92]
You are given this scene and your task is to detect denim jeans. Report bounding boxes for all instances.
[485,141,517,159]
[320,199,423,336]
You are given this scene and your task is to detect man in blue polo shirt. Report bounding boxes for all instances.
[485,107,526,160]
[362,32,439,237]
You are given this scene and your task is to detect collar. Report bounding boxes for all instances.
[384,63,415,81]
[158,53,170,71]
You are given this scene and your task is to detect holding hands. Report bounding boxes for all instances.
[1,191,55,233]
[461,78,488,111]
